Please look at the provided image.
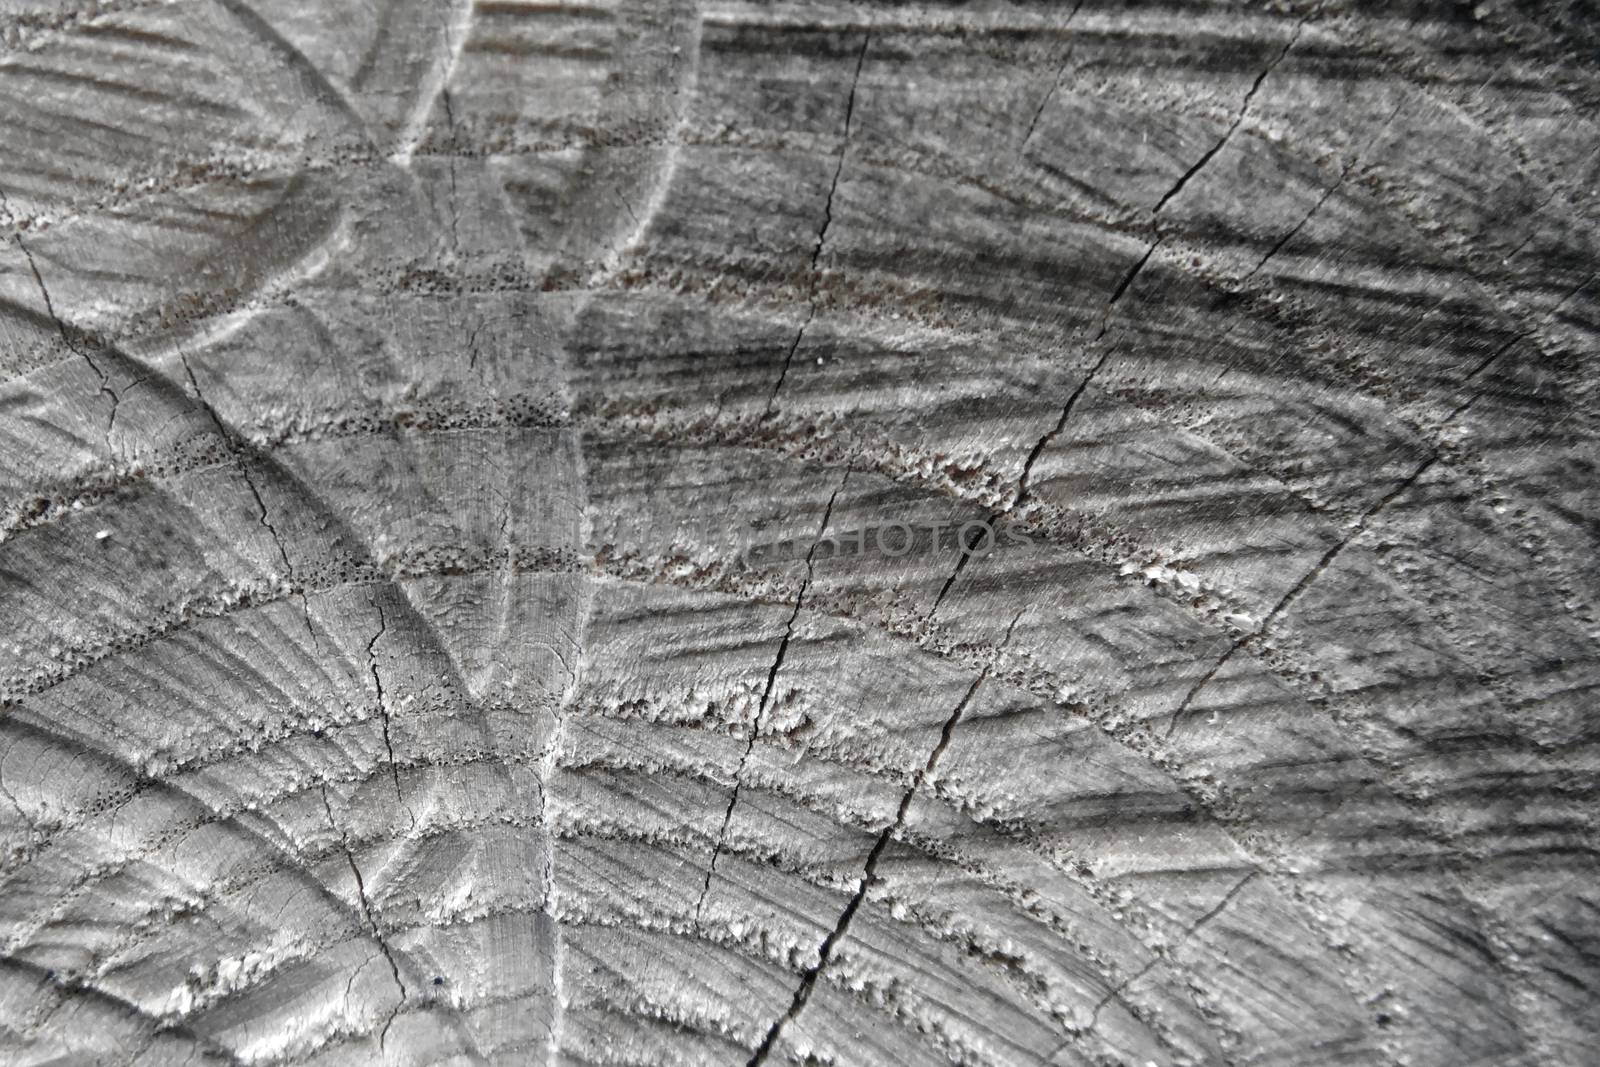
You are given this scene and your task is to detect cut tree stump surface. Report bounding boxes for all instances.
[0,1,1597,1064]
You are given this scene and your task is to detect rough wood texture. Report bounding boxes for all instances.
[1,1,1597,1064]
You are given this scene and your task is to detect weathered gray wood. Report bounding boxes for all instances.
[0,1,1596,1064]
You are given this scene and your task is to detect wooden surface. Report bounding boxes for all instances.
[0,1,1597,1064]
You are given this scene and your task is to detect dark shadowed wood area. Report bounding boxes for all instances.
[1,1,1597,1064]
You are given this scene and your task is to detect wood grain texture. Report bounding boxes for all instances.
[0,1,1596,1064]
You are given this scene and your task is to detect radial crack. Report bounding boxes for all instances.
[4,198,119,454]
[1451,270,1596,416]
[930,316,1120,624]
[1103,237,1161,313]
[767,33,871,413]
[181,355,318,647]
[1151,19,1305,216]
[747,613,1022,1065]
[1244,102,1402,281]
[365,600,415,827]
[1018,3,1084,155]
[1168,455,1436,736]
[1014,345,1114,513]
[924,511,1004,626]
[1086,870,1257,1031]
[320,784,407,1050]
[694,470,850,931]
[1006,218,1164,523]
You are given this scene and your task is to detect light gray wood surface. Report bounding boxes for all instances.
[0,1,1596,1064]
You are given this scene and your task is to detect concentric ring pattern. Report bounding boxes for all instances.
[0,1,1596,1064]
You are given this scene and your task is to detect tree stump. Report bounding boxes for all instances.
[0,1,1596,1064]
